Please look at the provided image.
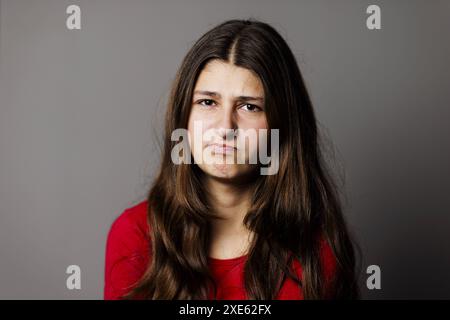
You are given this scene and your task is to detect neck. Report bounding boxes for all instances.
[206,177,251,217]
[204,175,255,257]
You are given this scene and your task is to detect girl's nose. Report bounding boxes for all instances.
[215,105,237,139]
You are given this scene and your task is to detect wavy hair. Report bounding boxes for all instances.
[124,19,360,299]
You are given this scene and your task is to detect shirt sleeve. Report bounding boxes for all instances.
[104,208,150,300]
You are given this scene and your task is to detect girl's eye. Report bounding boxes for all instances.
[198,99,216,107]
[240,104,262,112]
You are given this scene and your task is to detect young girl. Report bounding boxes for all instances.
[104,19,359,300]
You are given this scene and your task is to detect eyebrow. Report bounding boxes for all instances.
[193,90,264,102]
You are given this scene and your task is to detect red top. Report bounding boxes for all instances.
[104,200,337,300]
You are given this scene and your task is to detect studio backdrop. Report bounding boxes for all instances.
[1,0,449,299]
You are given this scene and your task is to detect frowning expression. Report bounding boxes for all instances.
[187,59,268,180]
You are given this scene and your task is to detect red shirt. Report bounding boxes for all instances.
[104,200,337,300]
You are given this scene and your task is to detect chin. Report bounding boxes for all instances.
[201,163,258,184]
[208,163,240,178]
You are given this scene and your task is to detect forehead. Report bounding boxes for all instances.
[194,59,264,97]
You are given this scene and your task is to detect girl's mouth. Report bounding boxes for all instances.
[207,143,237,155]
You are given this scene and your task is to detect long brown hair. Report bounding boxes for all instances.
[124,18,360,299]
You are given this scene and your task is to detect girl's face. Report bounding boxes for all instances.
[187,59,268,181]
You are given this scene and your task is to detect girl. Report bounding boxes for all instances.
[104,19,359,300]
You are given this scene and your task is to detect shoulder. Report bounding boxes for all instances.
[104,200,151,299]
[107,200,150,244]
[291,236,337,276]
[106,200,152,258]
[105,199,151,259]
[318,236,337,282]
[289,235,337,287]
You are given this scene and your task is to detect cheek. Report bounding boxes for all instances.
[187,111,202,144]
[250,118,269,156]
[256,116,269,130]
[187,113,216,160]
[188,109,216,129]
[240,114,268,130]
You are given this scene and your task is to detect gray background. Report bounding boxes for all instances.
[1,0,449,299]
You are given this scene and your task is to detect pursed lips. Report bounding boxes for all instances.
[206,143,237,154]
